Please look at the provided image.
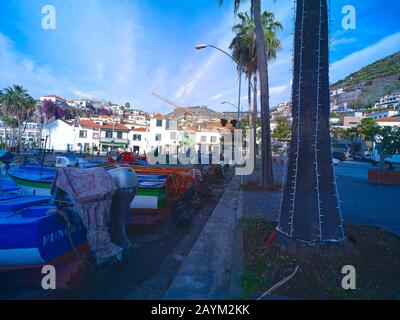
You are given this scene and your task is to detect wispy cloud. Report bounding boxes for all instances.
[330,32,400,83]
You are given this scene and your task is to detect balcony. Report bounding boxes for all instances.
[100,137,129,147]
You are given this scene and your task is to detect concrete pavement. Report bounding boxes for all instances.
[164,174,242,300]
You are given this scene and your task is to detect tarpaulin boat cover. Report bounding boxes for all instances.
[53,167,122,263]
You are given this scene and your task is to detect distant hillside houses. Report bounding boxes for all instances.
[374,92,400,109]
[41,110,223,156]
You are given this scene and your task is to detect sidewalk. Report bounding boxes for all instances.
[164,159,286,300]
[164,173,242,300]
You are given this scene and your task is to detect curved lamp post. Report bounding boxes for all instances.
[195,44,243,123]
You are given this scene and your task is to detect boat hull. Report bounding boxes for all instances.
[0,195,87,269]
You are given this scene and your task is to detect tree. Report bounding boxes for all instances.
[376,126,400,168]
[41,100,65,120]
[278,0,344,243]
[0,85,36,152]
[331,126,345,143]
[358,118,380,150]
[125,102,131,109]
[220,0,279,188]
[272,118,291,142]
[230,10,282,170]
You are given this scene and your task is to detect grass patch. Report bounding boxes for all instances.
[241,218,400,300]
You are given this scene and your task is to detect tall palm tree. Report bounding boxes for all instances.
[278,0,345,242]
[1,85,35,152]
[230,11,282,170]
[221,0,279,188]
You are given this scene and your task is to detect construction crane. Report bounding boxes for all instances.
[150,91,194,114]
[150,91,195,128]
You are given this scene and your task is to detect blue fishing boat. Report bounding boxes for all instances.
[0,194,86,270]
[7,165,171,211]
[0,179,20,194]
[7,165,56,196]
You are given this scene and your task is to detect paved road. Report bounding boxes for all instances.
[335,161,400,236]
[241,159,400,236]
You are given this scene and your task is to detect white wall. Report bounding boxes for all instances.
[42,120,99,152]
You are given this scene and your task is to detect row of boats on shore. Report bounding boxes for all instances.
[0,151,222,289]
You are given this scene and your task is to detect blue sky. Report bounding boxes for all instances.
[0,0,399,113]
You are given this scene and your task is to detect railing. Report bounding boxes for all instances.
[99,137,129,144]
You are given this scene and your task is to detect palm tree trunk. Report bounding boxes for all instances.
[252,0,274,188]
[17,120,21,153]
[278,0,344,242]
[253,74,258,163]
[248,76,252,128]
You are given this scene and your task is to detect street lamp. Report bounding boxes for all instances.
[221,101,239,110]
[195,43,243,123]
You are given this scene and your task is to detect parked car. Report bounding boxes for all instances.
[363,150,372,161]
[371,149,400,167]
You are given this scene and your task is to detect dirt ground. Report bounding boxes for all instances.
[241,218,400,300]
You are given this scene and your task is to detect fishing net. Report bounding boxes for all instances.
[52,167,123,264]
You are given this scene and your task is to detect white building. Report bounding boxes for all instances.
[330,88,345,96]
[374,93,400,109]
[147,114,178,154]
[0,121,40,148]
[126,114,148,126]
[129,128,148,155]
[195,130,221,152]
[39,95,67,107]
[368,110,399,119]
[67,100,94,110]
[42,119,100,153]
[376,117,400,128]
[99,123,130,152]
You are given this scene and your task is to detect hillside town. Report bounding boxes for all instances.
[1,91,399,157]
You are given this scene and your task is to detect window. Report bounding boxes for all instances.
[156,119,163,127]
[201,136,207,143]
[117,132,123,139]
[106,131,113,138]
[93,133,99,139]
[79,130,87,138]
[133,134,142,141]
[211,136,217,143]
[155,134,162,142]
[170,132,177,140]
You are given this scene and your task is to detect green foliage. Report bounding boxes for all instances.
[333,52,400,87]
[272,117,291,141]
[0,85,35,150]
[378,126,400,158]
[238,269,260,296]
[0,115,18,128]
[229,11,283,77]
[358,118,380,142]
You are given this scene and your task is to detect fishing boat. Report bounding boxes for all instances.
[7,165,55,196]
[129,174,169,225]
[55,156,108,169]
[7,165,172,214]
[0,194,87,270]
[0,179,20,194]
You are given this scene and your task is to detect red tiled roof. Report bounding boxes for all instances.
[152,113,166,119]
[100,123,129,131]
[130,128,147,132]
[377,117,400,122]
[80,120,99,129]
